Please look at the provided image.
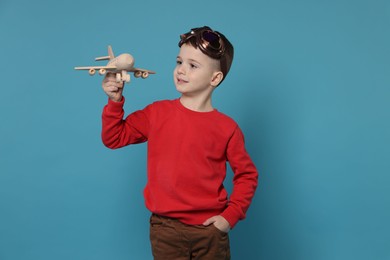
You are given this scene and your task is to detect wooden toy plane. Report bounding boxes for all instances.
[74,45,155,83]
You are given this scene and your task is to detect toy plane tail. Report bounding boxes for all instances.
[107,45,114,59]
[95,45,115,61]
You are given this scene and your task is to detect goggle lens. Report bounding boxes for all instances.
[179,27,225,58]
[202,31,220,48]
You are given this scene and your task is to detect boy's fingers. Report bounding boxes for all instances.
[103,79,123,88]
[104,73,116,82]
[103,77,115,84]
[203,216,216,226]
[107,86,117,92]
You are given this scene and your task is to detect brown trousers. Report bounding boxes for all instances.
[149,214,231,260]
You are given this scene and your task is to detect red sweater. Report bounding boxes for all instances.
[102,98,258,228]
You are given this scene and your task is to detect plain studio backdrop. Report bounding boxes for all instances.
[0,0,389,259]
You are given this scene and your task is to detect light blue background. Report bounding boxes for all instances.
[1,0,389,259]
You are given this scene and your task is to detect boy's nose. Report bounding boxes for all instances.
[177,65,185,75]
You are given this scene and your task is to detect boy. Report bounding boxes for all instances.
[101,26,258,259]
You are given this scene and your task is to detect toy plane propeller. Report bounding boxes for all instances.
[75,45,155,83]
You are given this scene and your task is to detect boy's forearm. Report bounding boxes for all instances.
[221,168,258,228]
[223,126,259,228]
[101,98,126,149]
[101,97,149,148]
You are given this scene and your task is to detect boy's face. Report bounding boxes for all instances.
[174,44,222,97]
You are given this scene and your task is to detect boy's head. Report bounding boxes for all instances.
[178,26,234,85]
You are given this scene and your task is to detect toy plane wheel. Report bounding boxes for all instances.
[99,68,106,75]
[141,72,149,79]
[124,74,130,83]
[134,71,142,78]
[116,73,121,82]
[89,69,96,75]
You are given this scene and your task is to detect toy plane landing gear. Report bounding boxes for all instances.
[75,45,155,83]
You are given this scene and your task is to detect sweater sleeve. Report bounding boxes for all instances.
[220,126,258,229]
[101,97,150,149]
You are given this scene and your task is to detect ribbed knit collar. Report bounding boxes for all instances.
[174,98,218,115]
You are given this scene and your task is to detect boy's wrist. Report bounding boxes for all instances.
[109,96,123,103]
[220,207,241,229]
[106,96,125,113]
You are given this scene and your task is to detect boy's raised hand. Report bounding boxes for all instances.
[102,73,125,102]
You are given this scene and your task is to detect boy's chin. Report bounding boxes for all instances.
[175,85,186,94]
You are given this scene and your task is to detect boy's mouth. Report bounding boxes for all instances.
[177,77,188,84]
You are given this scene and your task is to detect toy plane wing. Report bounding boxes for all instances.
[129,67,156,74]
[74,65,117,70]
[74,65,118,77]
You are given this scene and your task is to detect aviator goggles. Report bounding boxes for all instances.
[179,26,225,59]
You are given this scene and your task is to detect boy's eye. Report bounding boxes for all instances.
[190,63,198,68]
[176,60,182,65]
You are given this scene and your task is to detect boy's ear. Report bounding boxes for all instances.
[211,71,224,87]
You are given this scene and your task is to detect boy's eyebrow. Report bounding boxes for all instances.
[177,56,201,65]
[188,59,201,64]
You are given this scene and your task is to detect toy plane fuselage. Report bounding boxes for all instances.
[74,45,155,83]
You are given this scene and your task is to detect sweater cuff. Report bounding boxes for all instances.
[220,206,242,229]
[106,97,125,113]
